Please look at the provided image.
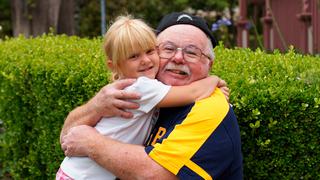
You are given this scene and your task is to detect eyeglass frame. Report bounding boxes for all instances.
[156,42,212,63]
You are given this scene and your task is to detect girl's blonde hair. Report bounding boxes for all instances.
[103,15,157,80]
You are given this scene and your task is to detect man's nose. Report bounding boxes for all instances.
[172,49,185,64]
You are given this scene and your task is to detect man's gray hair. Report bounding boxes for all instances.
[207,38,215,60]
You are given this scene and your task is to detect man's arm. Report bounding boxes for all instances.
[60,79,141,142]
[62,125,177,180]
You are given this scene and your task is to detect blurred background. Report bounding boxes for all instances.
[0,0,241,48]
[0,0,319,53]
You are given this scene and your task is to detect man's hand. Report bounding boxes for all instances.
[61,125,178,180]
[60,79,141,143]
[61,125,100,157]
[89,79,141,118]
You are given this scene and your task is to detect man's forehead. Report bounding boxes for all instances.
[160,24,205,34]
[157,25,207,45]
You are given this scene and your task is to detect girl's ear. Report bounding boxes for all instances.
[107,59,120,81]
[107,60,113,69]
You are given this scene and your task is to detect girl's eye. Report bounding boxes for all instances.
[129,54,139,60]
[146,48,156,54]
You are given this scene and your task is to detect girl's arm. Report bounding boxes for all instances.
[157,75,224,108]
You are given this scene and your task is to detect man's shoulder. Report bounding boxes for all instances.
[192,88,230,116]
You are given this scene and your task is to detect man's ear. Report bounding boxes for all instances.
[209,60,213,67]
[208,60,214,71]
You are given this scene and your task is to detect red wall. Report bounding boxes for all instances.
[312,0,320,52]
[238,0,320,53]
[270,0,304,52]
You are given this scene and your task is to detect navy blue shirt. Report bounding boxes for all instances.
[145,89,243,180]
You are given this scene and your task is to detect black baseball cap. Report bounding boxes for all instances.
[156,12,217,48]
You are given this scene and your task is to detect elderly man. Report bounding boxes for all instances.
[61,12,243,179]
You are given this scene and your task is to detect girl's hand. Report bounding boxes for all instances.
[217,79,230,102]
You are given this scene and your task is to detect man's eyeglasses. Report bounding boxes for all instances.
[156,42,211,63]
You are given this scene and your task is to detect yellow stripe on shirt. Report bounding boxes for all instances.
[149,88,230,178]
[185,159,213,180]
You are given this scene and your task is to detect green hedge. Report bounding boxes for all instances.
[0,35,319,179]
[0,35,109,179]
[213,45,320,179]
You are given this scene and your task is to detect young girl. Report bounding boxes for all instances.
[57,15,224,180]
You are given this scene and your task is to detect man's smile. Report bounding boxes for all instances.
[166,69,189,75]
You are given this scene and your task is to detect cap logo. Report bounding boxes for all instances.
[177,14,193,22]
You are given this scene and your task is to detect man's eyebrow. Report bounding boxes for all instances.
[161,40,174,44]
[160,41,199,47]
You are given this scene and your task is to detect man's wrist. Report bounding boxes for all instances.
[86,131,105,160]
[86,100,104,123]
[88,98,100,114]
